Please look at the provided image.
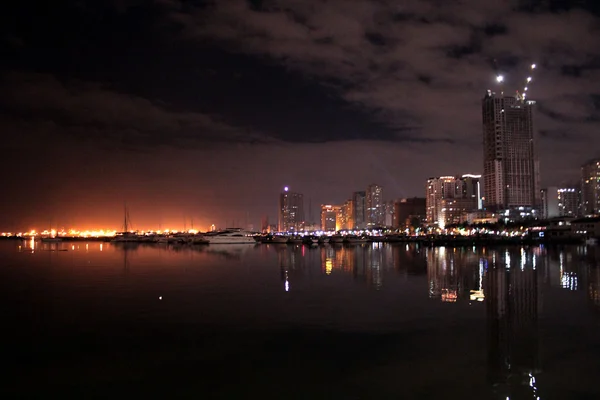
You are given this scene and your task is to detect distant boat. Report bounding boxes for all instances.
[205,229,256,244]
[261,235,288,244]
[329,234,344,244]
[344,235,370,244]
[112,205,140,243]
[41,222,62,242]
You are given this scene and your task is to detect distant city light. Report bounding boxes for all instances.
[284,186,289,192]
[496,75,504,83]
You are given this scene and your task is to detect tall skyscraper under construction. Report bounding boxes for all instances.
[482,90,540,214]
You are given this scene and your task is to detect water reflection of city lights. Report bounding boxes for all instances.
[325,259,333,275]
[561,272,578,291]
[441,289,457,302]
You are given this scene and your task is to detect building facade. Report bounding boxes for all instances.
[320,205,340,232]
[581,159,600,215]
[482,91,540,213]
[558,188,580,217]
[366,184,384,227]
[352,191,366,229]
[426,175,481,227]
[338,199,354,231]
[542,187,580,218]
[278,187,304,232]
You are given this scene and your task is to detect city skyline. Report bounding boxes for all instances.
[3,1,600,230]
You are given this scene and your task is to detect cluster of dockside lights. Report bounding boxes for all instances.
[1,225,536,239]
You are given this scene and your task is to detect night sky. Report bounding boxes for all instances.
[2,0,600,231]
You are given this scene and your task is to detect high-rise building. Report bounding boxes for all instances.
[394,197,426,230]
[540,187,559,219]
[426,175,481,227]
[382,200,394,227]
[338,199,354,230]
[366,184,384,227]
[320,205,340,232]
[558,188,580,217]
[541,187,581,218]
[352,191,366,229]
[482,91,540,213]
[581,159,600,215]
[278,187,304,232]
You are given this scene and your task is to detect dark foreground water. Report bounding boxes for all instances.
[1,240,599,399]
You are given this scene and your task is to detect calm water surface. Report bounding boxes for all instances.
[2,240,599,399]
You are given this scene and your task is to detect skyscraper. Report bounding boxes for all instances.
[581,159,600,215]
[352,191,366,229]
[278,187,304,232]
[366,184,384,227]
[426,175,481,227]
[482,91,540,213]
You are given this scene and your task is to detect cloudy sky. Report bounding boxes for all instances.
[2,0,600,231]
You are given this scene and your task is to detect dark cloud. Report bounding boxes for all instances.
[0,71,270,151]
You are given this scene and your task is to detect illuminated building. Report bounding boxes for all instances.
[394,197,426,230]
[426,175,480,227]
[352,191,366,229]
[278,187,304,232]
[482,91,540,214]
[558,187,581,217]
[581,159,600,215]
[338,199,354,230]
[366,184,384,228]
[542,187,580,218]
[320,204,340,232]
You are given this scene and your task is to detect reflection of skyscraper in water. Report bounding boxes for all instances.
[277,246,308,292]
[367,244,383,290]
[426,247,481,302]
[485,249,541,399]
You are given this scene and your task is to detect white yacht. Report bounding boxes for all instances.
[205,229,256,244]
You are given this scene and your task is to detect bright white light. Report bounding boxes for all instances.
[527,77,532,82]
[159,296,162,300]
[496,75,504,83]
[524,87,528,91]
[284,186,289,192]
[531,64,536,69]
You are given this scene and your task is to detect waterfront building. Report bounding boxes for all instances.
[540,187,559,219]
[426,175,481,228]
[338,199,354,231]
[558,187,580,217]
[278,187,304,232]
[482,91,540,214]
[352,191,366,229]
[321,204,340,232]
[366,184,384,227]
[542,187,581,218]
[384,200,394,228]
[581,159,600,215]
